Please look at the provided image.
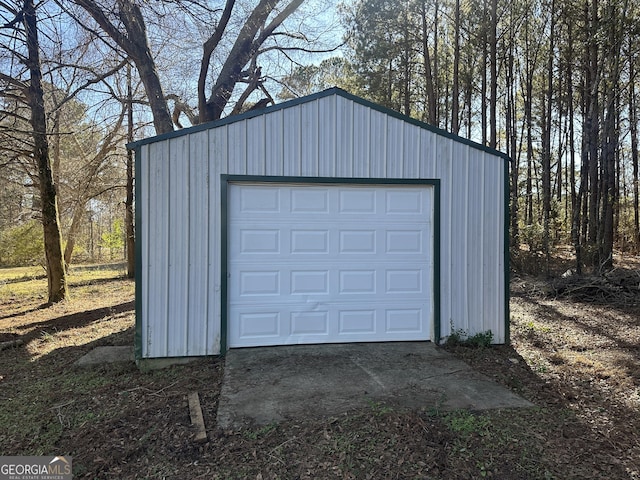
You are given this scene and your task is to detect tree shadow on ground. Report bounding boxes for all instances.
[513,290,640,358]
[4,301,134,347]
[0,303,50,321]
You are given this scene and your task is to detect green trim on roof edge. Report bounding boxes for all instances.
[127,87,510,162]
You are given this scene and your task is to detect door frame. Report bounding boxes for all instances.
[220,175,441,352]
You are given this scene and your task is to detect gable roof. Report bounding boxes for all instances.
[127,87,509,161]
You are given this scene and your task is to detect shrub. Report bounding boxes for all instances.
[0,220,45,267]
[445,327,493,348]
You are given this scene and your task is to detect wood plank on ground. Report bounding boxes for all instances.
[187,391,208,443]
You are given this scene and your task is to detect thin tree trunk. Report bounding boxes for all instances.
[126,62,135,278]
[601,102,616,270]
[507,2,518,248]
[630,52,640,249]
[586,0,600,254]
[524,18,534,231]
[24,0,67,303]
[421,2,437,124]
[489,0,498,149]
[567,23,582,272]
[542,2,555,273]
[402,7,410,117]
[481,0,488,145]
[433,0,440,124]
[63,205,84,266]
[599,0,625,270]
[451,0,460,135]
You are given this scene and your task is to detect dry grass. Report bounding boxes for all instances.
[1,258,639,479]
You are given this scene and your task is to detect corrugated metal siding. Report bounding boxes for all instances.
[137,92,507,358]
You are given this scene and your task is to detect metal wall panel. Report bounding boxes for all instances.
[338,96,354,177]
[136,90,507,358]
[186,131,210,355]
[353,102,371,178]
[166,136,189,356]
[319,95,337,177]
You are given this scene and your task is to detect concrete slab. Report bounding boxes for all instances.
[217,342,533,429]
[75,346,134,367]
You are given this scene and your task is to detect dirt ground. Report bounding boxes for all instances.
[0,256,639,479]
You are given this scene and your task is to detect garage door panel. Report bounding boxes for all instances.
[290,270,329,294]
[232,265,429,301]
[386,309,423,333]
[338,188,377,213]
[385,229,424,254]
[291,311,329,335]
[238,186,280,212]
[230,225,429,259]
[385,190,425,214]
[239,312,281,338]
[238,270,280,296]
[339,230,376,253]
[290,187,330,213]
[290,229,329,254]
[231,302,429,347]
[339,310,376,333]
[238,229,280,254]
[228,183,433,348]
[386,269,423,293]
[338,269,376,294]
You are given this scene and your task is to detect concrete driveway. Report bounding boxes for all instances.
[217,342,533,429]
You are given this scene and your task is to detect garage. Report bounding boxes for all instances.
[226,181,436,347]
[130,87,508,360]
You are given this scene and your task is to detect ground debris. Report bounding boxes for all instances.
[550,268,640,304]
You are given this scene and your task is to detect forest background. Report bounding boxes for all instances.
[1,0,638,302]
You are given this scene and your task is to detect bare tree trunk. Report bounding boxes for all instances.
[601,102,616,270]
[489,0,498,149]
[586,0,600,255]
[420,2,437,124]
[599,0,625,270]
[433,0,440,124]
[76,0,174,134]
[524,17,534,232]
[402,7,411,117]
[567,22,582,272]
[63,205,84,266]
[203,0,304,121]
[24,0,68,303]
[630,52,640,249]
[506,2,518,248]
[451,0,460,135]
[542,3,555,273]
[126,63,135,278]
[481,0,488,145]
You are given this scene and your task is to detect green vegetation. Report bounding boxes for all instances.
[445,327,494,348]
[0,220,44,267]
[0,263,126,301]
[100,218,125,260]
[442,409,490,436]
[244,423,278,440]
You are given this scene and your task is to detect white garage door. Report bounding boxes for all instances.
[227,183,434,348]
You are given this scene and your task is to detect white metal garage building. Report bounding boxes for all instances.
[129,88,509,359]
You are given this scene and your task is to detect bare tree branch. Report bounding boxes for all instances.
[204,0,303,121]
[197,0,235,123]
